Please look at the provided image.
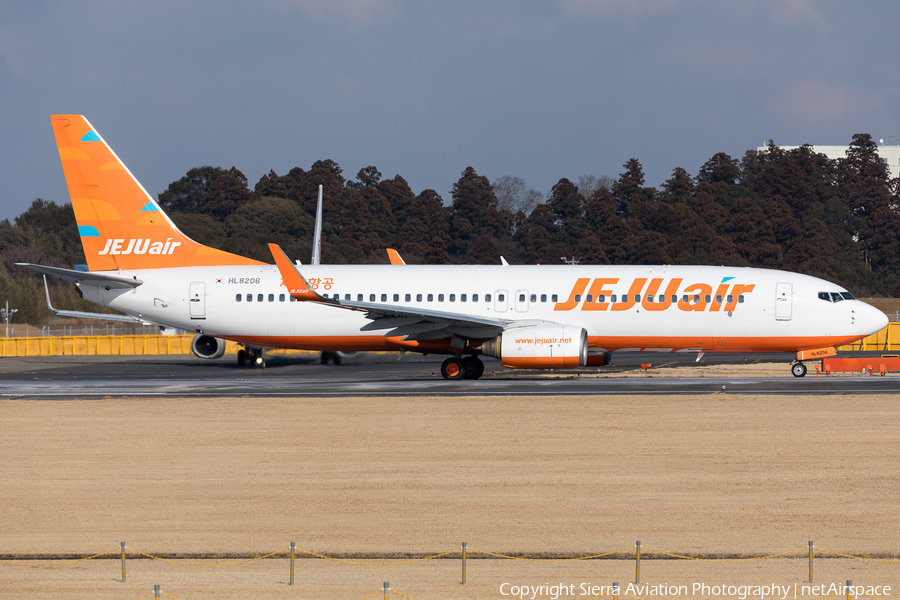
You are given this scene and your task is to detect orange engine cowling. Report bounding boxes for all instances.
[481,324,587,369]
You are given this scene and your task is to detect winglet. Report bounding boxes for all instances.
[386,248,406,265]
[268,243,330,302]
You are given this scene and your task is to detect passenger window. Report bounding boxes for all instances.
[461,294,467,302]
[450,294,456,302]
[498,294,504,302]
[257,294,263,302]
[598,294,605,302]
[345,294,350,300]
[541,294,547,302]
[715,295,722,303]
[693,295,700,303]
[738,295,745,303]
[659,295,665,303]
[474,294,479,302]
[416,294,422,302]
[574,294,581,303]
[646,295,653,303]
[586,294,593,303]
[246,294,252,302]
[236,294,242,302]
[727,295,733,303]
[268,294,274,302]
[369,294,376,302]
[428,294,434,302]
[519,294,526,302]
[634,295,641,302]
[438,294,444,302]
[704,295,711,303]
[530,294,536,302]
[290,296,296,302]
[357,294,363,301]
[671,295,677,303]
[611,294,617,303]
[381,293,387,302]
[405,294,411,302]
[682,294,688,303]
[485,294,491,302]
[279,294,285,302]
[551,294,558,302]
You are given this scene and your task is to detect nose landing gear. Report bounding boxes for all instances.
[791,361,807,377]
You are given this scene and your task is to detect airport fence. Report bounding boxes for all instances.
[0,334,318,358]
[1,323,899,358]
[2,541,898,598]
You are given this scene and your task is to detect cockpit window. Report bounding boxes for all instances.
[831,292,844,303]
[818,292,831,302]
[841,292,855,300]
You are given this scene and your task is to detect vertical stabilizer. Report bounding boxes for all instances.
[51,115,264,271]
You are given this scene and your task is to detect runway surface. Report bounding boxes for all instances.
[2,351,899,397]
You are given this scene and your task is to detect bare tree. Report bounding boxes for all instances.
[577,174,614,198]
[492,175,543,216]
[576,175,599,198]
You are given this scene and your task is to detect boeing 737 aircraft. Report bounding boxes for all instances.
[20,115,888,379]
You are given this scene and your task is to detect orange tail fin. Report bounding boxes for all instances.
[51,115,264,271]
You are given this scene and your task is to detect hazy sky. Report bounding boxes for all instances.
[2,0,899,222]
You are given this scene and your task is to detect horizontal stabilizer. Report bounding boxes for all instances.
[40,275,147,323]
[17,263,142,289]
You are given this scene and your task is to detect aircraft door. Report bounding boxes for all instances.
[515,289,530,313]
[190,281,206,319]
[775,282,792,321]
[495,290,508,313]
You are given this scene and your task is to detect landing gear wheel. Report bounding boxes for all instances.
[441,357,465,380]
[791,362,807,377]
[237,349,247,367]
[462,356,485,379]
[333,352,342,366]
[321,352,331,365]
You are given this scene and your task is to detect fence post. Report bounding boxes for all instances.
[121,542,126,583]
[614,581,619,600]
[154,584,160,600]
[635,541,641,584]
[461,542,467,584]
[290,542,295,586]
[808,541,813,583]
[384,581,390,600]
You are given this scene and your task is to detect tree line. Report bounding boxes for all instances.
[2,133,898,324]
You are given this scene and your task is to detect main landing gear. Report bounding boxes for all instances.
[791,361,807,377]
[321,351,342,366]
[237,346,266,368]
[440,356,485,380]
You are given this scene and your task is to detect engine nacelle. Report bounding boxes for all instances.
[191,334,227,359]
[481,324,587,369]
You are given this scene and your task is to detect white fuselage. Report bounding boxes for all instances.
[78,264,887,356]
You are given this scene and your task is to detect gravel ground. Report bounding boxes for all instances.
[2,393,898,598]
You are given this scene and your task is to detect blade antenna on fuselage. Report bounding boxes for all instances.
[311,184,323,266]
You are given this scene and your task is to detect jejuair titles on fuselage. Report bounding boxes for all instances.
[553,276,754,312]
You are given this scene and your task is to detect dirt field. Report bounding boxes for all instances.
[2,393,899,599]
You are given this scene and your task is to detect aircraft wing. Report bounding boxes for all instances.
[16,263,143,289]
[269,244,523,341]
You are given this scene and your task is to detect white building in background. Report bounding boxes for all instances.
[756,141,900,177]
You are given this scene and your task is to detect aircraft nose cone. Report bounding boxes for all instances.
[860,303,889,336]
